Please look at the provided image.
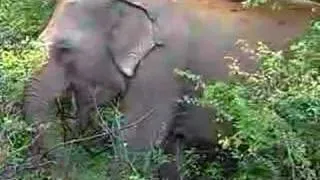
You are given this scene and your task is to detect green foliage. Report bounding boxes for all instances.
[242,0,320,9]
[0,41,46,102]
[243,0,269,7]
[179,148,225,179]
[191,19,320,179]
[0,0,54,49]
[0,32,47,176]
[97,106,171,179]
[0,0,52,178]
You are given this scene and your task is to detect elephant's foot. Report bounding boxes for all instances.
[28,123,50,165]
[158,162,181,180]
[157,136,185,180]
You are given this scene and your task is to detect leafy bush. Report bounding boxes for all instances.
[0,0,54,49]
[0,0,53,178]
[191,18,320,179]
[0,41,46,102]
[0,39,47,176]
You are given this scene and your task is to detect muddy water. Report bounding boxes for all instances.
[174,0,319,79]
[181,0,318,48]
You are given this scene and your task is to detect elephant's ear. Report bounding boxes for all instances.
[108,2,163,77]
[115,24,157,77]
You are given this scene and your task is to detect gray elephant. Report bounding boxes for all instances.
[23,0,317,178]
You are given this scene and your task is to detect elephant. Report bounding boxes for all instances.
[23,0,318,178]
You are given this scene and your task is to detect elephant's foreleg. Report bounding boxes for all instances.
[175,137,185,180]
[158,135,185,180]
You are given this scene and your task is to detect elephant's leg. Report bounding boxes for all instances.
[118,66,184,179]
[157,83,218,179]
[157,97,189,180]
[171,103,236,179]
[120,79,193,179]
[158,135,185,180]
[175,137,185,180]
[156,122,182,180]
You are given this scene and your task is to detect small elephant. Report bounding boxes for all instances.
[23,0,317,178]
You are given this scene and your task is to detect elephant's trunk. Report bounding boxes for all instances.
[23,60,68,157]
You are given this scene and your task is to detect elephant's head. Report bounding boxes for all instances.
[23,0,162,154]
[49,0,162,89]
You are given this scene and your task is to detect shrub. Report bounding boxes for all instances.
[0,0,52,178]
[0,0,54,49]
[190,18,320,179]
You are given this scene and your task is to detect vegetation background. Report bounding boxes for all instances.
[0,0,319,179]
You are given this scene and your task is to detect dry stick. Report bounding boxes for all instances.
[90,87,122,159]
[41,108,154,158]
[22,160,56,171]
[90,87,116,138]
[0,160,56,179]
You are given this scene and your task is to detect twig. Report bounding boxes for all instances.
[0,160,56,179]
[90,86,116,138]
[41,108,154,158]
[22,160,56,170]
[117,109,154,130]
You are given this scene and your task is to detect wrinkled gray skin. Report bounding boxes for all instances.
[24,0,315,178]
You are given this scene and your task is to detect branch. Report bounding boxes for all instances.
[41,108,154,157]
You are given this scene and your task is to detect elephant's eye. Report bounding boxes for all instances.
[56,39,73,53]
[51,38,74,64]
